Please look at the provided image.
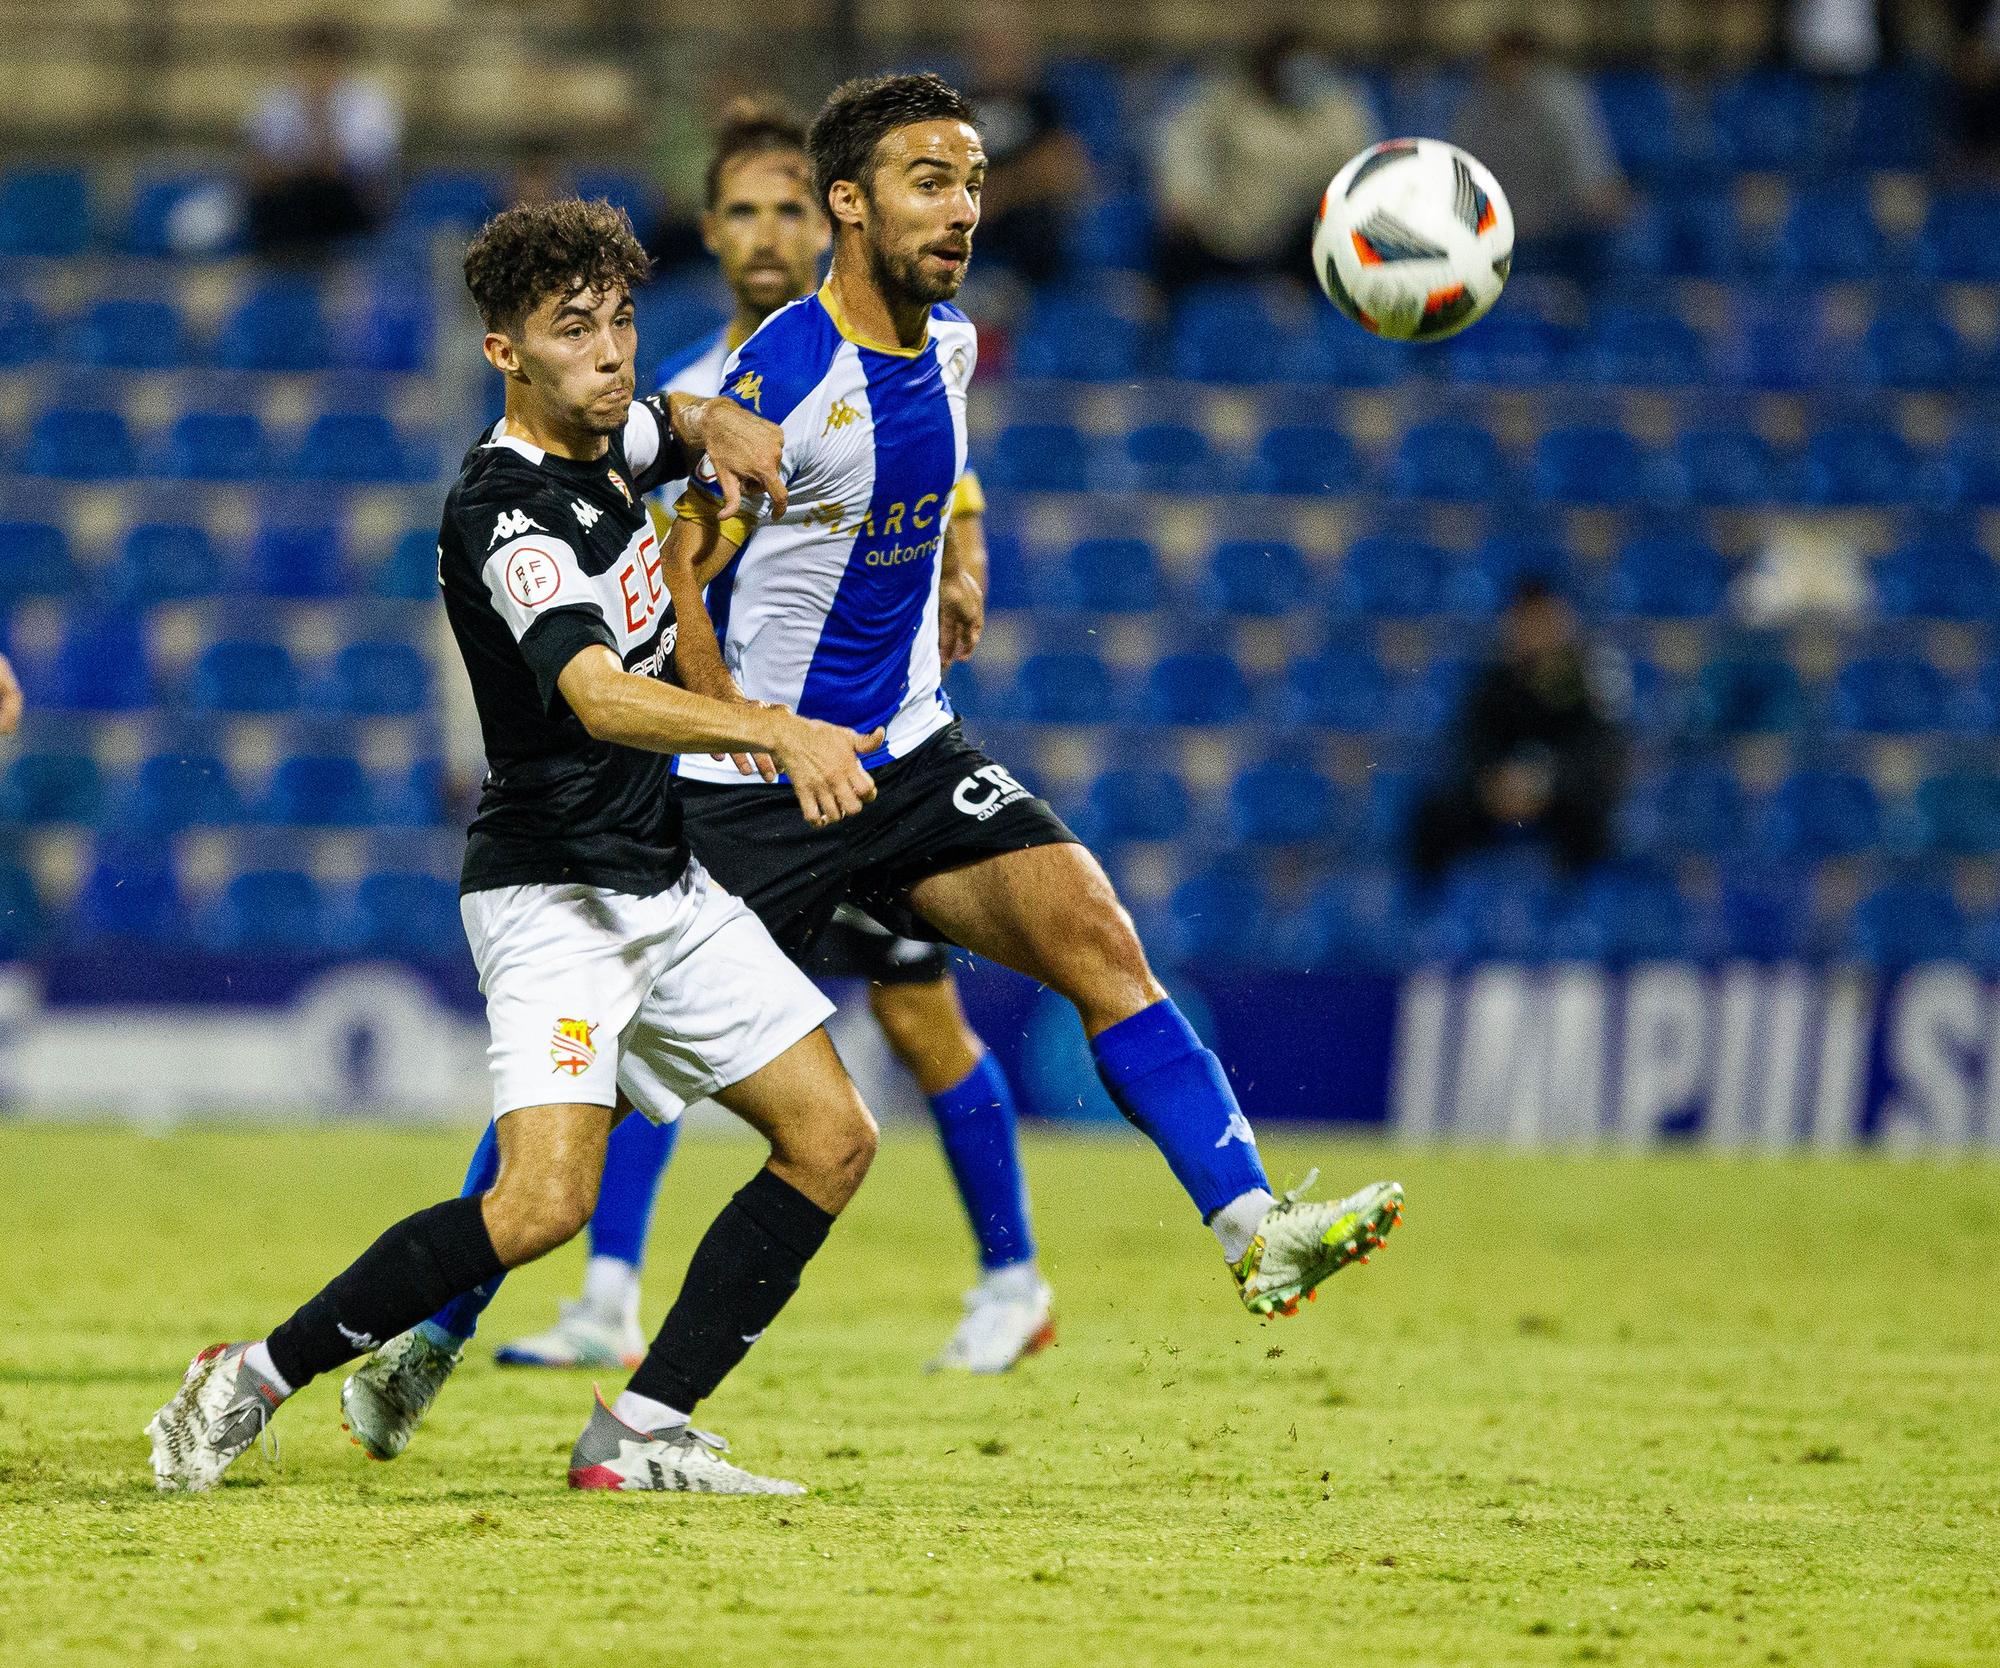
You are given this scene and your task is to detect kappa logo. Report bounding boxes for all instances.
[731,370,765,411]
[572,497,602,530]
[490,508,543,548]
[551,1016,598,1076]
[952,763,1031,822]
[1213,1111,1257,1150]
[823,398,861,435]
[805,501,847,535]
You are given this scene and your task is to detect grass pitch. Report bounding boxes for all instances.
[1,1124,1996,1667]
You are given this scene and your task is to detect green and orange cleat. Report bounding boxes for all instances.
[1231,1174,1405,1317]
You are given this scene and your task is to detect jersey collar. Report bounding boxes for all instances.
[482,419,547,466]
[818,281,928,359]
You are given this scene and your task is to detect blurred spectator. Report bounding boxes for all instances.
[1946,2,2000,169]
[1153,27,1375,293]
[964,9,1090,286]
[1449,32,1625,289]
[244,22,401,257]
[1408,583,1626,882]
[507,140,568,208]
[1786,0,1883,74]
[649,69,774,275]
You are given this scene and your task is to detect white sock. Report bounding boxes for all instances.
[610,1389,685,1435]
[581,1255,641,1325]
[243,1339,293,1401]
[1209,1188,1277,1264]
[980,1260,1044,1302]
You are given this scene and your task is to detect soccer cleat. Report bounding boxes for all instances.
[1231,1174,1405,1317]
[566,1391,805,1495]
[145,1342,285,1493]
[494,1300,645,1370]
[926,1268,1056,1374]
[340,1326,463,1460]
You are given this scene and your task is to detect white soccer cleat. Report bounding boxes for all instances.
[566,1391,805,1495]
[926,1266,1056,1374]
[146,1342,285,1493]
[494,1300,645,1369]
[341,1327,463,1460]
[1232,1174,1405,1317]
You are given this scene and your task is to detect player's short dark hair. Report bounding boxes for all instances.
[807,72,975,212]
[705,98,810,208]
[462,197,653,334]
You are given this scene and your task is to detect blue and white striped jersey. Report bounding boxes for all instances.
[673,283,978,782]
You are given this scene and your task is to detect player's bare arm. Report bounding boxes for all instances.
[557,645,879,826]
[664,392,787,523]
[938,508,986,669]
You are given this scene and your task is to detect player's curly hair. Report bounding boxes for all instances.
[705,97,810,208]
[807,71,975,212]
[462,197,653,334]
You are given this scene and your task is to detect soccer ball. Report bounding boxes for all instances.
[1312,138,1513,342]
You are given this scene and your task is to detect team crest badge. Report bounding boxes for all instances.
[551,1017,597,1076]
[606,469,632,506]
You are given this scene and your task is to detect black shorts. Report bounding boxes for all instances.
[677,720,1078,960]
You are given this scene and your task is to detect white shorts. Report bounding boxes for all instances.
[460,859,835,1124]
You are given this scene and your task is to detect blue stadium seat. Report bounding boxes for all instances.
[1662,426,1788,507]
[1012,293,1145,380]
[1065,191,1157,276]
[375,527,441,600]
[118,753,241,834]
[111,523,225,605]
[1532,426,1647,506]
[1625,658,1690,735]
[1856,305,1963,391]
[122,171,236,256]
[396,169,504,232]
[1611,191,1742,280]
[1711,70,1819,170]
[1624,760,1745,855]
[1874,536,2000,622]
[249,520,344,598]
[157,409,271,481]
[1013,650,1114,723]
[205,870,327,954]
[0,166,89,256]
[1228,758,1338,845]
[1165,860,1269,966]
[1799,424,1918,506]
[47,615,152,712]
[1718,309,1822,392]
[1916,191,2000,281]
[1606,532,1729,617]
[1573,304,1704,386]
[0,291,42,367]
[1442,312,1571,386]
[1847,881,1965,967]
[1283,648,1389,730]
[1841,68,1944,168]
[1388,419,1511,503]
[345,283,434,374]
[371,760,445,828]
[1246,424,1362,495]
[1552,862,1691,965]
[1763,769,1880,859]
[1714,867,1814,961]
[1063,537,1162,613]
[1771,188,1890,282]
[1120,424,1216,493]
[1447,534,1572,614]
[0,863,45,956]
[1920,426,2000,509]
[0,521,77,601]
[987,423,1090,493]
[573,169,656,225]
[347,871,462,957]
[1203,540,1310,617]
[1168,284,1282,383]
[72,845,184,944]
[216,280,332,372]
[1082,766,1192,845]
[322,639,432,717]
[263,754,372,826]
[1913,773,2000,856]
[1596,69,1692,179]
[1330,534,1447,617]
[1299,308,1410,388]
[1830,654,1950,734]
[1139,651,1253,726]
[1694,654,1804,734]
[20,406,137,479]
[1398,656,1472,735]
[0,751,103,824]
[191,638,301,714]
[73,299,192,370]
[293,411,414,484]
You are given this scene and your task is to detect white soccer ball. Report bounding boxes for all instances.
[1312,138,1514,342]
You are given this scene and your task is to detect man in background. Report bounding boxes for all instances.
[963,9,1090,287]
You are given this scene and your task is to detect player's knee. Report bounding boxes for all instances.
[486,1168,599,1264]
[777,1094,877,1204]
[1050,895,1165,1020]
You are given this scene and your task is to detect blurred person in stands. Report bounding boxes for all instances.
[1408,581,1626,883]
[963,7,1090,286]
[1944,2,2000,169]
[0,654,19,735]
[1153,26,1375,293]
[1449,30,1625,289]
[244,21,402,256]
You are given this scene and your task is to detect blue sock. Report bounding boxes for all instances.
[587,1111,679,1266]
[928,1052,1035,1271]
[425,1119,505,1344]
[1090,999,1270,1220]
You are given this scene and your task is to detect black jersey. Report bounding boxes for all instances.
[439,394,692,897]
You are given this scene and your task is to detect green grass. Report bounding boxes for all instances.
[2,1125,1997,1667]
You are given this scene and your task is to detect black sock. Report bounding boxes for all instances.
[626,1168,834,1414]
[265,1195,504,1391]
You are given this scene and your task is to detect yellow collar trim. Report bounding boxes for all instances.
[819,281,928,358]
